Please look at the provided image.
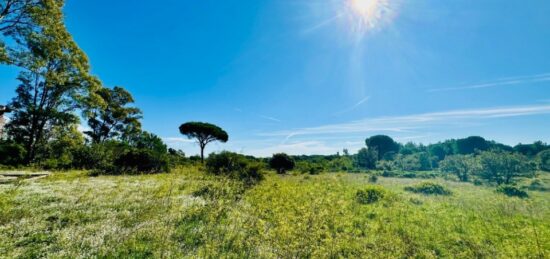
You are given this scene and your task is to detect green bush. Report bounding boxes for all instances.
[269,153,295,174]
[538,150,550,172]
[368,174,378,183]
[0,141,26,166]
[113,149,169,174]
[496,185,528,198]
[405,182,452,195]
[296,161,323,175]
[206,151,264,185]
[356,186,387,204]
[526,179,548,192]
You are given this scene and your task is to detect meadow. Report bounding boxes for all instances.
[1,168,548,258]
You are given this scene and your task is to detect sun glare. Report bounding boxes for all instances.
[344,0,394,37]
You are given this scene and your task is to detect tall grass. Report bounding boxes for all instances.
[0,168,548,258]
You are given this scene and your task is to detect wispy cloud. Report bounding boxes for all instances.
[428,72,550,92]
[247,141,336,157]
[333,96,371,115]
[260,115,282,123]
[261,104,550,141]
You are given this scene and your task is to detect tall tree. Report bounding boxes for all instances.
[179,122,228,162]
[5,0,97,163]
[365,135,400,160]
[83,86,142,143]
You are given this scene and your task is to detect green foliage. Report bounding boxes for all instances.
[269,153,295,174]
[113,148,169,174]
[328,156,353,172]
[355,186,387,204]
[391,152,434,171]
[127,131,167,154]
[454,136,489,155]
[206,151,264,185]
[368,174,378,183]
[179,122,228,162]
[538,150,550,172]
[439,155,475,182]
[83,86,142,143]
[476,151,534,185]
[4,0,98,164]
[496,185,528,198]
[355,147,377,169]
[514,141,548,157]
[296,161,324,175]
[0,140,26,166]
[365,135,399,160]
[39,124,85,170]
[405,182,452,195]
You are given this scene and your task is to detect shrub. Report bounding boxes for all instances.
[496,185,528,198]
[405,182,452,195]
[526,179,549,192]
[113,148,169,174]
[356,186,387,204]
[439,155,476,182]
[296,161,323,175]
[0,141,26,166]
[538,150,550,172]
[206,151,264,184]
[269,153,295,174]
[477,151,534,185]
[368,174,378,183]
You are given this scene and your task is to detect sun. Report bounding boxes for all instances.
[344,0,394,36]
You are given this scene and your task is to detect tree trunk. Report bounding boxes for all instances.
[200,144,205,163]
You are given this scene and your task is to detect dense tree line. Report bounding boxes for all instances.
[0,1,183,173]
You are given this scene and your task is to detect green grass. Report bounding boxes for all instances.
[1,168,548,258]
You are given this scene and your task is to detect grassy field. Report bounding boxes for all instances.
[1,168,548,258]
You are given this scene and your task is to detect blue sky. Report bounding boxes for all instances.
[1,0,550,156]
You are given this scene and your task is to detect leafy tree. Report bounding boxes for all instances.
[269,153,295,174]
[514,141,548,157]
[127,130,167,154]
[354,147,377,169]
[454,136,489,155]
[476,151,534,185]
[439,155,475,182]
[0,0,42,63]
[5,0,97,163]
[538,150,550,172]
[39,123,84,169]
[179,122,228,162]
[428,142,454,161]
[83,86,142,143]
[365,135,399,160]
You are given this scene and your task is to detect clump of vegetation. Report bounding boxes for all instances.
[269,153,295,174]
[526,179,549,192]
[538,150,550,172]
[355,186,387,204]
[113,148,170,174]
[368,174,378,183]
[439,155,476,182]
[206,151,264,185]
[476,151,534,185]
[405,182,452,195]
[296,161,323,175]
[0,140,26,166]
[496,185,529,198]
